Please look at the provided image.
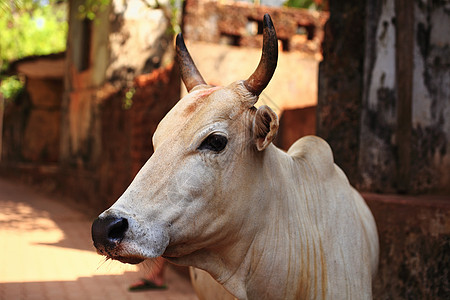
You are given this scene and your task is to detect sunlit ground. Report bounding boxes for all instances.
[0,179,196,299]
[0,201,139,283]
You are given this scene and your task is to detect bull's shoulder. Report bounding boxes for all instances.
[286,136,336,178]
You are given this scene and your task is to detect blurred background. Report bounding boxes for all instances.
[0,0,449,299]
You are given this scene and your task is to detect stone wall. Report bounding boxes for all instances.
[317,0,366,188]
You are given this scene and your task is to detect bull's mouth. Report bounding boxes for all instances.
[104,253,146,265]
[114,255,146,265]
[97,249,146,265]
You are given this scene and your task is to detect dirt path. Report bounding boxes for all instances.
[0,178,197,300]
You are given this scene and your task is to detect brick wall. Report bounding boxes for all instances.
[184,0,328,55]
[96,63,181,210]
[2,77,62,163]
[130,65,181,176]
[2,63,182,213]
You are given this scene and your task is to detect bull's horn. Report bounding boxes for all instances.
[176,33,207,92]
[243,14,278,96]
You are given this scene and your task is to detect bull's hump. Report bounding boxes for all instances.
[287,136,336,177]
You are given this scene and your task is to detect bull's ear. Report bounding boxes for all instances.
[253,105,279,151]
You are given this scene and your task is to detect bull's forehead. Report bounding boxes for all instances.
[153,81,253,147]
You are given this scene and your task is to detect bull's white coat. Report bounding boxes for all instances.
[98,80,379,299]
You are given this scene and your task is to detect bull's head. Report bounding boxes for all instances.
[92,14,279,266]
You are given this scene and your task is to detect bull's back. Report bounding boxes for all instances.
[287,136,379,297]
[351,187,379,277]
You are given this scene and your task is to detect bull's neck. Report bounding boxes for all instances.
[169,145,325,299]
[239,144,325,299]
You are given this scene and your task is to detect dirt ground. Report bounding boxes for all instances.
[0,178,198,300]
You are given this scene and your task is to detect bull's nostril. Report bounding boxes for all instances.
[92,216,129,251]
[108,218,128,240]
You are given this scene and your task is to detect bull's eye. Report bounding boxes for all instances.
[198,133,228,152]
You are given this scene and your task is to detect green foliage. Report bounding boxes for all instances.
[0,1,67,68]
[284,0,320,10]
[77,0,110,20]
[122,87,135,110]
[0,76,24,101]
[1,2,66,58]
[0,0,67,100]
[168,0,181,35]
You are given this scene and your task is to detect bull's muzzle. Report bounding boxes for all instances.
[91,215,146,264]
[91,216,128,253]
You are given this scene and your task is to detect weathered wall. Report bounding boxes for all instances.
[319,0,450,194]
[318,0,450,298]
[2,77,62,163]
[358,0,397,193]
[317,0,366,185]
[359,0,450,194]
[410,1,450,193]
[61,0,173,169]
[107,0,174,83]
[60,0,110,168]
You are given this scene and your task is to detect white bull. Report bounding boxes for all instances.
[92,14,379,300]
